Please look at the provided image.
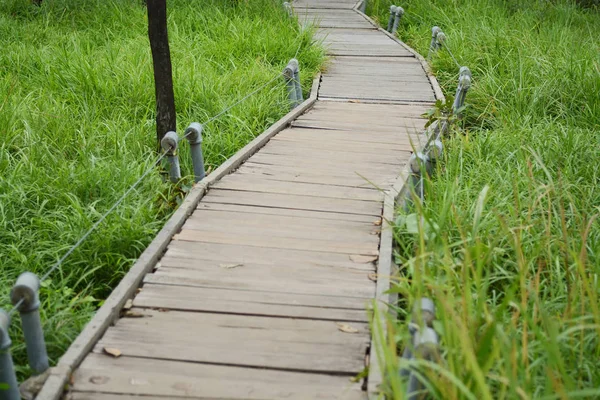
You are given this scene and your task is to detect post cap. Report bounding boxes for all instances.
[160,131,179,154]
[432,26,441,37]
[10,272,41,312]
[390,5,397,13]
[410,297,436,328]
[409,152,429,174]
[436,31,446,44]
[395,6,404,16]
[428,139,443,161]
[184,123,203,145]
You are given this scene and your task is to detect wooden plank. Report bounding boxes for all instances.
[70,354,366,400]
[165,239,379,271]
[145,269,374,298]
[94,310,369,374]
[158,256,375,282]
[173,228,379,256]
[196,201,379,222]
[257,143,408,165]
[36,75,323,400]
[136,282,372,318]
[236,164,397,188]
[201,189,383,216]
[187,208,377,230]
[274,128,424,146]
[212,173,385,201]
[248,153,403,172]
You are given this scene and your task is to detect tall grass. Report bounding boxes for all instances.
[366,0,600,398]
[0,0,324,377]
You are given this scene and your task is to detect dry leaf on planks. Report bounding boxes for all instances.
[350,255,378,264]
[219,263,244,269]
[103,348,122,358]
[336,323,359,334]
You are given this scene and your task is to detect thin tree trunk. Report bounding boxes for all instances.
[146,0,176,147]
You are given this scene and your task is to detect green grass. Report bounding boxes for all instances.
[0,0,324,377]
[366,0,600,398]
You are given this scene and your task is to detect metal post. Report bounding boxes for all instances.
[428,26,441,57]
[283,2,293,17]
[435,31,446,51]
[0,310,20,400]
[406,152,431,207]
[283,59,299,109]
[291,58,303,104]
[392,6,404,35]
[399,298,439,400]
[160,131,181,183]
[359,0,368,13]
[427,138,443,166]
[453,66,472,117]
[387,5,397,33]
[184,123,206,183]
[10,273,49,375]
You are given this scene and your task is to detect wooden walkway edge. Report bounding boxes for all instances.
[36,1,443,399]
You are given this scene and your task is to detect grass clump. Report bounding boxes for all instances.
[0,0,324,377]
[366,0,600,398]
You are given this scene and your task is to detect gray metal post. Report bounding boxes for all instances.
[387,5,397,33]
[453,66,472,117]
[291,58,303,104]
[283,2,293,17]
[184,123,205,183]
[428,26,441,57]
[400,298,438,400]
[0,310,20,400]
[283,59,299,109]
[160,131,181,183]
[408,152,431,206]
[392,6,404,35]
[10,273,49,375]
[427,139,443,165]
[359,0,368,13]
[435,31,446,51]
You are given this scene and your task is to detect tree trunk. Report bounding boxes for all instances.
[146,0,176,147]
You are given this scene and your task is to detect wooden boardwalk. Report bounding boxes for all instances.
[38,1,440,399]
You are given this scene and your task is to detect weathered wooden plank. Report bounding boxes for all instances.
[70,354,366,400]
[257,143,408,165]
[94,310,369,374]
[144,267,375,299]
[173,227,379,256]
[180,216,380,243]
[196,202,379,223]
[236,164,397,188]
[201,189,383,216]
[135,283,371,321]
[211,174,384,201]
[165,239,379,271]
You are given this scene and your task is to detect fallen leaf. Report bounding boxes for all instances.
[370,230,380,235]
[103,348,122,358]
[368,273,377,282]
[89,376,109,385]
[349,99,361,103]
[219,263,244,269]
[336,323,359,333]
[350,255,378,264]
[124,311,147,318]
[373,219,382,226]
[123,299,133,310]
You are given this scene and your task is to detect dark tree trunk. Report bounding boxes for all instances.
[146,0,176,147]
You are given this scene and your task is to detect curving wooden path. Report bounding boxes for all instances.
[38,1,440,399]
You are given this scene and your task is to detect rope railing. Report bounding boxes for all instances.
[0,30,306,396]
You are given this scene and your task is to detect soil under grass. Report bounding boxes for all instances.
[0,0,324,377]
[366,0,600,398]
